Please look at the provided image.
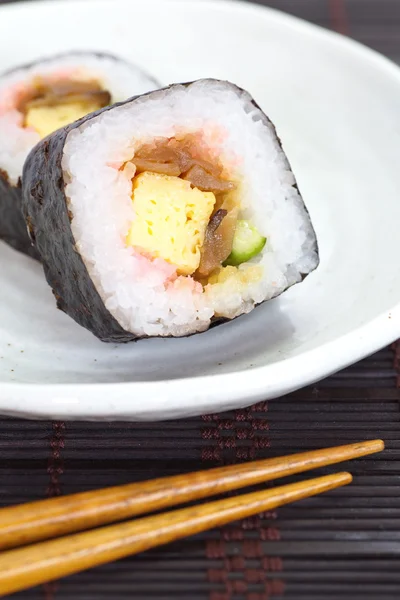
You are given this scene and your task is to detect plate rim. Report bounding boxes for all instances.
[1,307,399,420]
[1,0,400,419]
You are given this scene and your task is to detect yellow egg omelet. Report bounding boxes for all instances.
[25,100,103,139]
[127,171,216,275]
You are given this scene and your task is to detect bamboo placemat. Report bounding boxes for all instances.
[1,1,400,599]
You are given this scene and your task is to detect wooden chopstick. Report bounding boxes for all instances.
[0,439,383,551]
[0,472,352,596]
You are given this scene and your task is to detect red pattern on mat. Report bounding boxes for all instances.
[43,421,65,600]
[202,404,284,599]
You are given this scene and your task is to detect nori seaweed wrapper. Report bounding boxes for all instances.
[22,82,319,343]
[0,169,39,259]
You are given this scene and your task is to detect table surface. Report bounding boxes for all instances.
[1,1,400,599]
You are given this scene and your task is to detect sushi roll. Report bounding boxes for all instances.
[0,51,159,259]
[22,79,319,342]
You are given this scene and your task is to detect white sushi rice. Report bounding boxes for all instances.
[0,52,158,184]
[62,80,319,337]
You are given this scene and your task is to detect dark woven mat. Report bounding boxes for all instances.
[1,1,400,599]
[3,345,400,600]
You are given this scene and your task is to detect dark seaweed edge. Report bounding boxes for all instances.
[0,169,40,260]
[22,79,319,343]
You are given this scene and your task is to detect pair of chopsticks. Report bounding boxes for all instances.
[0,439,384,596]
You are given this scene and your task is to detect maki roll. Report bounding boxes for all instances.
[0,51,159,258]
[22,79,319,342]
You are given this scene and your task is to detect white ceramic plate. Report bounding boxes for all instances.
[1,0,400,421]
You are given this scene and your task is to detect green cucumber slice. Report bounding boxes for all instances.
[223,220,266,266]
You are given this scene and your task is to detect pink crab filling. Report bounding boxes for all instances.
[129,249,203,296]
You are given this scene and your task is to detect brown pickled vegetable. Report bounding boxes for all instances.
[131,136,235,195]
[136,142,192,172]
[197,206,238,278]
[206,209,228,234]
[183,164,235,193]
[18,77,111,114]
[133,159,181,176]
